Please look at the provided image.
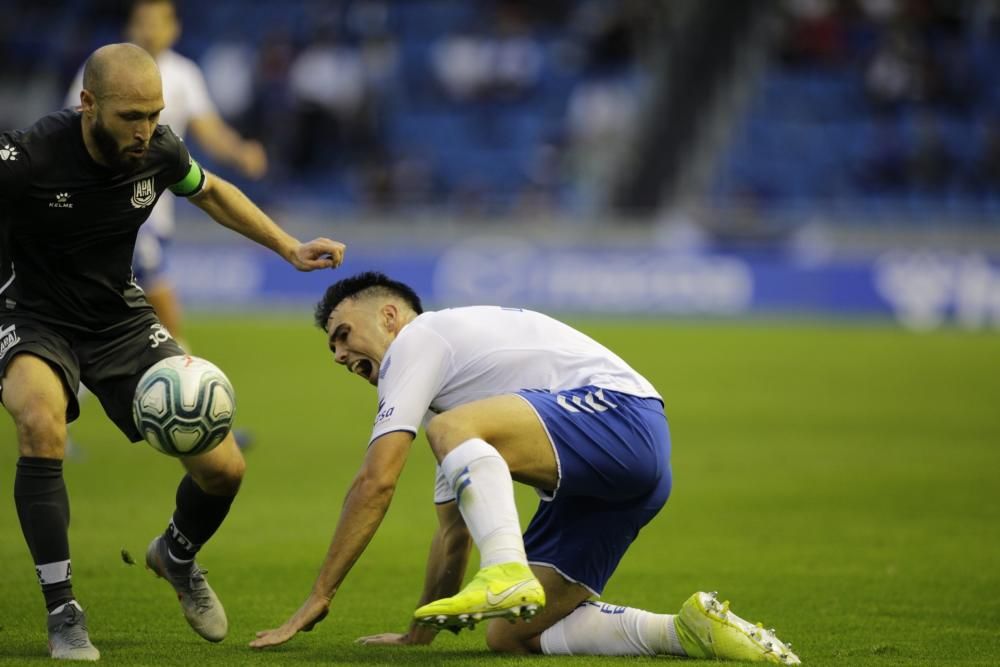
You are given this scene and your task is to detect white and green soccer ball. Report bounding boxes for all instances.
[132,355,236,457]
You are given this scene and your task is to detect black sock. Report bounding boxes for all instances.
[164,474,236,563]
[14,457,74,612]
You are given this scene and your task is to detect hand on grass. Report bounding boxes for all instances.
[249,593,330,649]
[357,625,437,646]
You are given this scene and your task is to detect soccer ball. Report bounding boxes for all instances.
[132,355,236,457]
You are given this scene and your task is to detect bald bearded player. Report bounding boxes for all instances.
[0,43,344,661]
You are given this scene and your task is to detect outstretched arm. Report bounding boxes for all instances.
[189,171,344,271]
[188,114,267,180]
[357,500,472,646]
[250,430,415,649]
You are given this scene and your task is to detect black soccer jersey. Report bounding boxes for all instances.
[0,109,204,332]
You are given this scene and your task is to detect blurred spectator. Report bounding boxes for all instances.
[201,41,257,126]
[432,29,493,102]
[287,25,374,173]
[490,3,544,100]
[857,0,902,24]
[431,4,542,103]
[864,14,973,113]
[557,0,645,214]
[864,27,920,111]
[566,73,639,213]
[347,0,399,95]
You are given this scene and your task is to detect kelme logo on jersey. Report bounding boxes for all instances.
[0,143,17,161]
[49,192,73,209]
[131,177,155,208]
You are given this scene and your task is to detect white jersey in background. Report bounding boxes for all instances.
[65,49,215,237]
[369,306,661,446]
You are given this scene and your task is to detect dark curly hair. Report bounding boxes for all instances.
[314,271,424,330]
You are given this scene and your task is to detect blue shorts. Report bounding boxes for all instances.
[516,386,671,595]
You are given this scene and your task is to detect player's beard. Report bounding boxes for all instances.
[92,115,148,174]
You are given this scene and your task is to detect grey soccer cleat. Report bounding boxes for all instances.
[48,601,100,661]
[145,536,228,642]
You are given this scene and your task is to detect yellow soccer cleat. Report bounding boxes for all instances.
[414,562,545,630]
[675,591,801,664]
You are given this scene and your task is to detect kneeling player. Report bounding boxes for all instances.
[251,272,799,664]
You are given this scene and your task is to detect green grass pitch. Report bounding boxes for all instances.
[1,316,998,666]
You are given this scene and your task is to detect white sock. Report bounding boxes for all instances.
[540,601,686,656]
[35,560,72,586]
[439,438,527,568]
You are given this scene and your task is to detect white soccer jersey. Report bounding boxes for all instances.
[369,306,661,446]
[66,49,216,236]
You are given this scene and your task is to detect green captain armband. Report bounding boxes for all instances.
[168,159,206,197]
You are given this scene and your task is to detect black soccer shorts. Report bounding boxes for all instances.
[0,309,184,442]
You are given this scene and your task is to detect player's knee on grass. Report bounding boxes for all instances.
[486,620,539,655]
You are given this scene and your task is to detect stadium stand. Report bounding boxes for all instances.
[3,0,1000,224]
[1,0,650,218]
[711,0,1000,224]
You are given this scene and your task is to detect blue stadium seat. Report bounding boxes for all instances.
[713,30,998,222]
